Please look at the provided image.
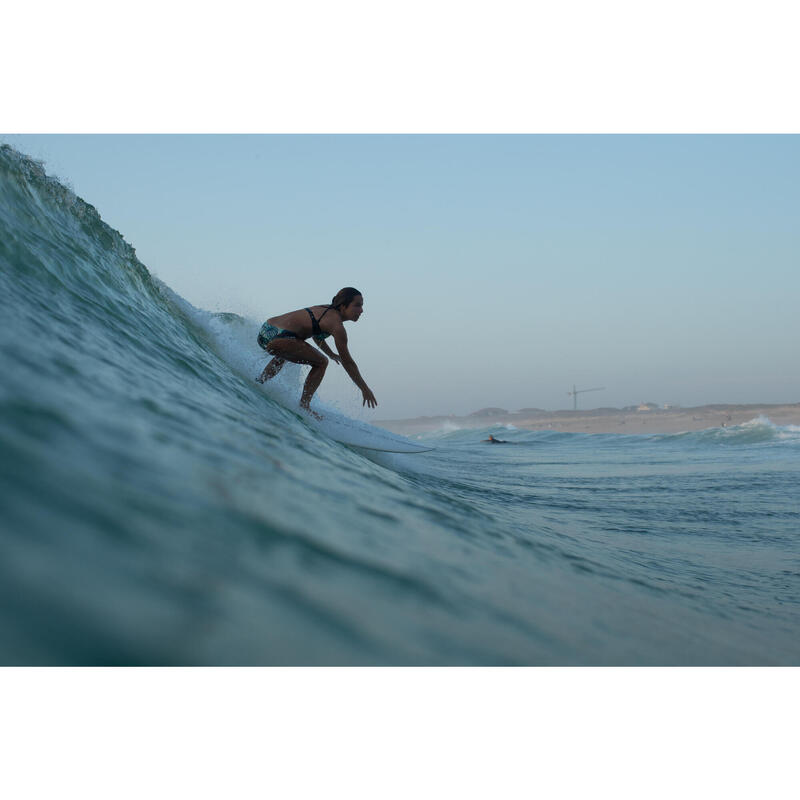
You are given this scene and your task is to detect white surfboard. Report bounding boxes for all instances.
[250,361,431,452]
[305,410,434,453]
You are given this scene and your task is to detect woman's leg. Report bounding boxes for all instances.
[300,362,327,411]
[257,356,285,383]
[260,339,328,414]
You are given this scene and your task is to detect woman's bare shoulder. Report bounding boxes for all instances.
[319,306,344,328]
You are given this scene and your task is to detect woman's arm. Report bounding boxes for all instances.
[332,328,377,408]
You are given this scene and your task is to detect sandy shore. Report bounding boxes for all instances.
[377,403,800,436]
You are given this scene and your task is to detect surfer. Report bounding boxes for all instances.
[485,434,508,443]
[256,287,377,418]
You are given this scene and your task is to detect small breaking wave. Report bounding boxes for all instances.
[657,416,800,447]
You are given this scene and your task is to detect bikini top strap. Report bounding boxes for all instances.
[304,307,321,337]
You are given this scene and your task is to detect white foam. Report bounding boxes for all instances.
[440,420,463,433]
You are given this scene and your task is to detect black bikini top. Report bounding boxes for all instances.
[305,306,333,340]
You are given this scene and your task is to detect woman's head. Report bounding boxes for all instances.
[331,287,362,310]
[331,287,364,322]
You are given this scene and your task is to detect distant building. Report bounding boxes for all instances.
[637,402,658,412]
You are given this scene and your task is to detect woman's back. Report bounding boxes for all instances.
[268,305,336,339]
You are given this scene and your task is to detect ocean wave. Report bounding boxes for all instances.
[3,144,799,666]
[654,416,800,447]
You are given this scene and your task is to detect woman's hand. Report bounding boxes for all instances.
[362,387,377,408]
[330,354,342,366]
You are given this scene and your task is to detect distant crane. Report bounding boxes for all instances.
[567,385,605,411]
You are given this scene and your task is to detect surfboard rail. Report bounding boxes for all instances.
[304,412,434,452]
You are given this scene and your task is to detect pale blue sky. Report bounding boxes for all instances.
[5,134,799,418]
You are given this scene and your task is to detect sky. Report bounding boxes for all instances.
[4,133,799,419]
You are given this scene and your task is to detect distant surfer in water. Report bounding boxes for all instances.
[485,434,507,443]
[256,287,377,419]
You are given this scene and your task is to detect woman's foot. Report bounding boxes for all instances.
[301,404,323,421]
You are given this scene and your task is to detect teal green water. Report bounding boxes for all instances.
[2,144,799,665]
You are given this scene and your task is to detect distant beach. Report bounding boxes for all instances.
[377,403,800,436]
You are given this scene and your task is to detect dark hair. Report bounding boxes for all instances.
[330,287,362,310]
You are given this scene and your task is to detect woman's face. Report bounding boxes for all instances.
[342,294,364,321]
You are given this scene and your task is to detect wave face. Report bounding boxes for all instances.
[2,145,800,665]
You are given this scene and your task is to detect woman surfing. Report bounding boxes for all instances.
[256,287,377,418]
